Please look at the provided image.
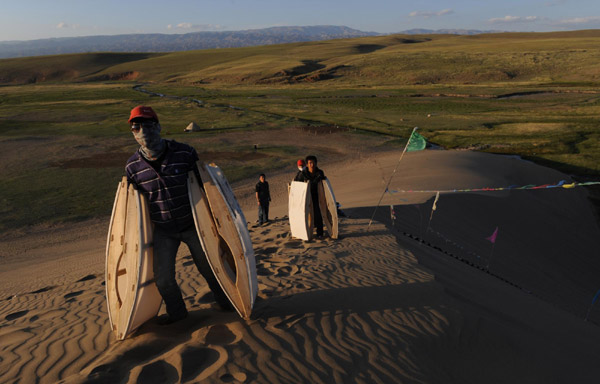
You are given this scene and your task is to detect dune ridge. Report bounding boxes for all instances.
[1,149,600,383]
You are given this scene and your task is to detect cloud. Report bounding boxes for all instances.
[56,22,79,30]
[488,15,539,24]
[409,9,454,18]
[487,13,599,28]
[167,23,225,31]
[555,16,600,24]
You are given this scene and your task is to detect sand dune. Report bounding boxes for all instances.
[1,149,600,383]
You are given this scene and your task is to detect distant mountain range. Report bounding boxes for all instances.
[0,26,502,59]
[401,28,502,35]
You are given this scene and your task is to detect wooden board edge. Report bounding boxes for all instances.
[324,179,339,239]
[191,165,252,319]
[106,177,127,334]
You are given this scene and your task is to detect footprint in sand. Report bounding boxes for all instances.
[183,260,195,267]
[5,310,29,321]
[284,240,303,248]
[205,324,237,345]
[88,340,172,382]
[77,274,96,282]
[180,346,222,383]
[137,360,179,384]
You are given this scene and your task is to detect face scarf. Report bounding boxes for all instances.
[133,123,166,161]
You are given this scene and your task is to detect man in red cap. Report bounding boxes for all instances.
[125,106,231,325]
[293,159,306,181]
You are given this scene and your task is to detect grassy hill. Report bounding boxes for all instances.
[2,30,600,86]
[0,53,162,84]
[1,30,600,231]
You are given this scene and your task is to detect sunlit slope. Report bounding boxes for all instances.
[0,52,163,84]
[1,30,600,86]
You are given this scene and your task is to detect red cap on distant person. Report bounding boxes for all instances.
[128,106,159,123]
[297,159,305,166]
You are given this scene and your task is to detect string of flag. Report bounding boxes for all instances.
[368,126,420,230]
[376,130,600,322]
[387,180,600,195]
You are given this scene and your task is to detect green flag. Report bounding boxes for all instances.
[406,130,426,152]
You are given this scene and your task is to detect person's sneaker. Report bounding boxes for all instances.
[157,312,188,325]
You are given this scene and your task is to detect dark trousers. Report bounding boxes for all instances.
[153,225,230,317]
[258,200,269,224]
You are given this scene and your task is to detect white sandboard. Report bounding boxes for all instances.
[189,162,257,319]
[289,181,313,241]
[318,179,339,239]
[105,177,162,340]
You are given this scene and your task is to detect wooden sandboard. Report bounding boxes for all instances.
[105,177,162,340]
[318,179,339,239]
[189,162,257,319]
[289,181,313,241]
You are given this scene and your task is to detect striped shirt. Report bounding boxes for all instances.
[126,140,199,232]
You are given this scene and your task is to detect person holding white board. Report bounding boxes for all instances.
[295,155,327,239]
[124,106,231,325]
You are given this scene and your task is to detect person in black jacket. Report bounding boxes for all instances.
[255,173,271,225]
[296,155,327,238]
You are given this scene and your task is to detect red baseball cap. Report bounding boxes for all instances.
[297,159,305,166]
[128,105,159,123]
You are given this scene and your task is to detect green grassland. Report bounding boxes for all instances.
[1,30,600,232]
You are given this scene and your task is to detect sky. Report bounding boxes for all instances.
[0,0,599,42]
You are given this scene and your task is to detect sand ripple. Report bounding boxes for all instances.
[3,212,600,383]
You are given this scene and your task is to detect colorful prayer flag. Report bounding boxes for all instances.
[486,227,499,244]
[406,130,427,152]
